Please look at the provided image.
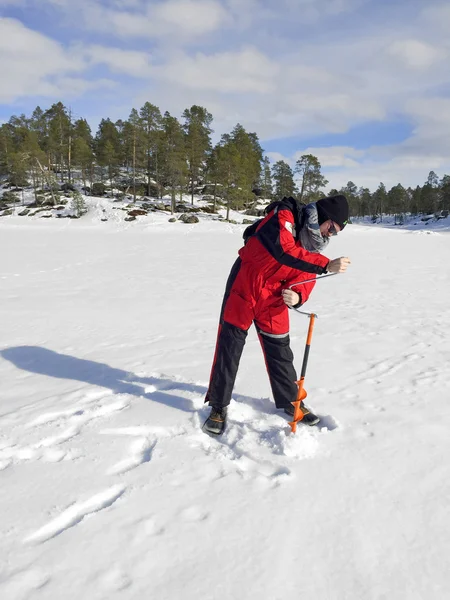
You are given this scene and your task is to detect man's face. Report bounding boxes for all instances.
[320,219,341,238]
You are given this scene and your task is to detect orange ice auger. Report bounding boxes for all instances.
[285,274,338,433]
[288,311,317,433]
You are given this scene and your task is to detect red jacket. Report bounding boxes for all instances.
[222,199,330,334]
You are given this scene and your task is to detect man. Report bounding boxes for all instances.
[203,194,351,435]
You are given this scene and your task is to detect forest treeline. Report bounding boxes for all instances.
[1,101,449,219]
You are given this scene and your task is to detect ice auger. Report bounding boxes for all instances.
[287,273,336,433]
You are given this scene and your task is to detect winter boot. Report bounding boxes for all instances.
[284,401,320,426]
[202,406,228,435]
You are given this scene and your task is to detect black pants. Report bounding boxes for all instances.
[205,321,298,409]
[205,258,298,409]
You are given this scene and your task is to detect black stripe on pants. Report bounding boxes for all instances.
[257,331,298,409]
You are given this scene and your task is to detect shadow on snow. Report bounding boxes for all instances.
[0,345,277,416]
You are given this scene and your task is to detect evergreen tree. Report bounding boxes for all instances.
[410,186,421,215]
[215,134,241,220]
[372,182,387,221]
[139,102,162,197]
[295,154,328,203]
[228,123,263,209]
[160,112,187,213]
[73,138,94,191]
[205,146,221,212]
[45,102,71,180]
[0,123,13,178]
[21,131,47,202]
[127,109,145,201]
[260,156,273,200]
[73,118,93,146]
[272,160,296,200]
[116,119,134,175]
[387,184,408,222]
[339,181,358,216]
[29,106,48,155]
[420,171,440,214]
[95,118,121,187]
[357,187,372,218]
[72,188,87,218]
[439,175,450,212]
[182,105,213,204]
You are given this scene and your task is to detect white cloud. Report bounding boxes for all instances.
[265,151,289,165]
[226,0,367,24]
[154,0,229,35]
[86,45,153,78]
[0,18,113,103]
[387,39,446,69]
[297,147,365,169]
[53,0,230,39]
[155,47,278,93]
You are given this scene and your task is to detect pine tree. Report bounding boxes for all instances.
[30,106,48,155]
[139,102,162,197]
[387,184,408,222]
[20,131,47,203]
[260,156,273,200]
[410,186,421,215]
[160,112,187,213]
[116,119,133,176]
[73,138,94,191]
[73,118,93,146]
[215,134,241,220]
[357,187,372,218]
[0,123,13,178]
[95,118,121,187]
[45,102,71,181]
[182,105,213,204]
[439,175,450,212]
[295,154,328,203]
[372,182,387,221]
[72,188,87,218]
[420,171,440,214]
[272,160,296,200]
[205,146,221,212]
[228,124,263,210]
[340,181,358,216]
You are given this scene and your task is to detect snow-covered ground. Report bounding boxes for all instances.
[1,206,449,600]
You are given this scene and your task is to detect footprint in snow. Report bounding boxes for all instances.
[24,484,126,544]
[101,425,185,475]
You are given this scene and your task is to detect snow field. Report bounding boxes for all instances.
[0,212,449,599]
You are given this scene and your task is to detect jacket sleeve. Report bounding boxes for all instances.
[291,279,316,305]
[257,208,330,275]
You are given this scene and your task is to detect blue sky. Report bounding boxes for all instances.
[1,0,450,191]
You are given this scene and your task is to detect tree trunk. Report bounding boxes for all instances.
[147,150,151,197]
[36,158,57,206]
[68,134,72,184]
[133,132,136,202]
[31,167,38,204]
